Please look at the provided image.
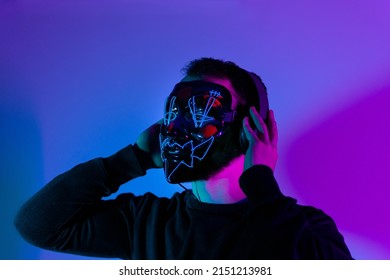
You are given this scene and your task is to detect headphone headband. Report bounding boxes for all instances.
[246,71,269,121]
[238,71,270,153]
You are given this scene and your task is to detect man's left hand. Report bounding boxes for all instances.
[242,107,278,171]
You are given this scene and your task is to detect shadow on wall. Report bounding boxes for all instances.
[0,66,43,259]
[285,81,390,259]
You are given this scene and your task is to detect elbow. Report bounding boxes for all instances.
[14,206,53,249]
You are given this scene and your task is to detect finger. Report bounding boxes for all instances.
[249,107,269,143]
[242,117,258,142]
[268,110,278,147]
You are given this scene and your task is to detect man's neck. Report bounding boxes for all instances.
[191,155,247,204]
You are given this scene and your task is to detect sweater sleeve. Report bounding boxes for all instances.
[239,165,283,206]
[14,144,146,259]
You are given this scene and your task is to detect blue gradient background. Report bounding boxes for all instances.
[1,0,389,259]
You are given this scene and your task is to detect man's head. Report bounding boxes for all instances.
[183,57,267,113]
[160,57,268,184]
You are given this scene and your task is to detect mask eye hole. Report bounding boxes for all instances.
[202,95,222,108]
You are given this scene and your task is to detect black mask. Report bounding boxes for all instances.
[159,80,241,183]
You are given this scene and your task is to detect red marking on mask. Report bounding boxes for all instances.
[166,122,175,133]
[203,95,222,108]
[200,124,218,138]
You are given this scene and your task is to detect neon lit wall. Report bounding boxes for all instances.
[1,1,389,259]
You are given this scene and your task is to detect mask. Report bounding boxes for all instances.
[160,80,238,183]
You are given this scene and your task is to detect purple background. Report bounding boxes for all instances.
[1,0,389,259]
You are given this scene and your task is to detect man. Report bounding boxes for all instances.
[15,58,353,259]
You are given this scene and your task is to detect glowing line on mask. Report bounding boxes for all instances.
[189,90,220,128]
[200,98,215,127]
[160,134,215,182]
[200,90,221,127]
[164,96,177,125]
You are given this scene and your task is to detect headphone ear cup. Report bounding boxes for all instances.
[239,125,248,153]
[239,71,269,154]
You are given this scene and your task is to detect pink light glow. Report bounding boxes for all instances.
[285,82,390,259]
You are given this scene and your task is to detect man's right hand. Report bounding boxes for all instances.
[135,120,164,169]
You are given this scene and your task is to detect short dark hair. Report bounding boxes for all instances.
[182,57,266,112]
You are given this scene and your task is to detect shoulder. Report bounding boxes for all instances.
[294,204,353,259]
[295,204,339,230]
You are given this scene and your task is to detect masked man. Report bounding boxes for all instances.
[15,58,353,259]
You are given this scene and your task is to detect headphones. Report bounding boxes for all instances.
[238,71,269,152]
